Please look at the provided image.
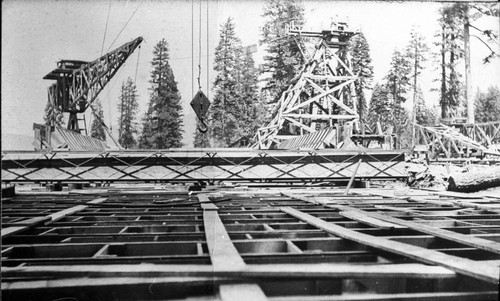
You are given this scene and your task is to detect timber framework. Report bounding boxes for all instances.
[2,185,500,300]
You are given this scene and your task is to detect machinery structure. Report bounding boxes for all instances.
[34,37,143,151]
[256,21,360,149]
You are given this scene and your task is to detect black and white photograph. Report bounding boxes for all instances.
[2,0,500,300]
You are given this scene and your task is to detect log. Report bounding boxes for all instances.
[448,166,500,192]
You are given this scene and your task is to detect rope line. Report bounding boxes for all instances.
[206,0,209,99]
[100,0,112,57]
[198,0,202,91]
[192,0,194,97]
[106,0,144,52]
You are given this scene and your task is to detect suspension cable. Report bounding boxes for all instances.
[206,0,209,99]
[100,0,112,57]
[192,0,194,97]
[197,0,202,91]
[106,0,144,52]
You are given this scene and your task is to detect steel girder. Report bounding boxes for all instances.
[1,149,406,183]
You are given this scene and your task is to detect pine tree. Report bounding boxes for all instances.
[117,77,139,149]
[90,98,106,141]
[368,83,411,149]
[385,49,412,105]
[208,18,244,147]
[139,39,183,149]
[435,3,466,119]
[260,0,304,106]
[414,86,435,126]
[405,29,429,123]
[367,84,393,132]
[237,50,266,138]
[348,31,374,123]
[475,86,500,122]
[43,101,64,127]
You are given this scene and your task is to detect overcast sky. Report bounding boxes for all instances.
[2,0,499,149]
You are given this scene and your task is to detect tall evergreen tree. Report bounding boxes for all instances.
[260,0,304,106]
[405,29,429,123]
[237,50,266,138]
[367,83,393,132]
[203,18,265,148]
[208,17,243,147]
[414,86,435,126]
[348,31,374,123]
[435,3,466,119]
[475,86,500,122]
[90,98,106,141]
[384,50,412,148]
[385,49,412,105]
[117,77,139,149]
[139,39,183,149]
[368,83,411,149]
[434,3,499,119]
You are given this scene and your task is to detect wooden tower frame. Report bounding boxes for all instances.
[256,22,359,149]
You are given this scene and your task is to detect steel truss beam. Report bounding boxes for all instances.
[1,149,406,183]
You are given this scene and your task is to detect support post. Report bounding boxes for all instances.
[345,159,362,195]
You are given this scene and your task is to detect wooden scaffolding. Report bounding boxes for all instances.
[256,22,359,149]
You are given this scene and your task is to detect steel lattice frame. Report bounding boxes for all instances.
[256,23,358,149]
[1,149,406,183]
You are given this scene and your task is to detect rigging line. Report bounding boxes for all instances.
[106,0,144,52]
[100,0,112,57]
[197,0,202,90]
[206,0,209,99]
[192,0,194,97]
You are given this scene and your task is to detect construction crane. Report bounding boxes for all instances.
[43,37,143,135]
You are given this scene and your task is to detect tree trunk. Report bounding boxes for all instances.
[440,25,447,119]
[464,19,474,124]
[448,166,500,192]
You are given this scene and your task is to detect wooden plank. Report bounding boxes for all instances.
[269,291,498,301]
[334,205,500,254]
[339,211,405,230]
[219,284,268,301]
[1,197,107,238]
[1,276,224,291]
[1,263,456,279]
[199,194,267,301]
[203,210,246,270]
[281,206,499,284]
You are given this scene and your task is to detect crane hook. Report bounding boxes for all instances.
[197,115,208,133]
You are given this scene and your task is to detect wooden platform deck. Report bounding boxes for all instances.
[2,185,500,300]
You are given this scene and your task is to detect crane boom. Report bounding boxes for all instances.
[43,37,143,133]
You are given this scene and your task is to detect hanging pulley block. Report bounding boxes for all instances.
[190,90,210,118]
[190,90,211,133]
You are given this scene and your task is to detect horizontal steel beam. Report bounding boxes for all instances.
[1,149,406,183]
